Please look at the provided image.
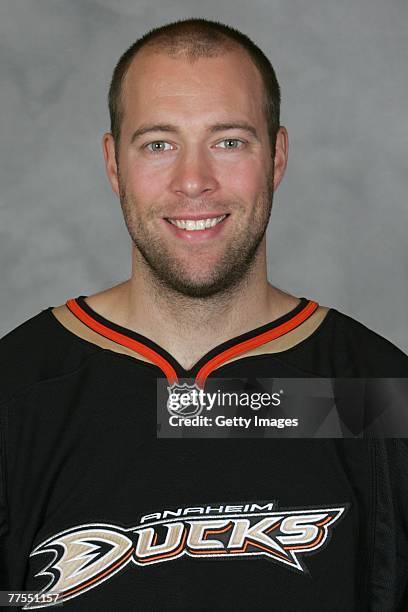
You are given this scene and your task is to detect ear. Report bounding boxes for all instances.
[272,126,289,192]
[102,132,120,197]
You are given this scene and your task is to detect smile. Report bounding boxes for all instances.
[166,215,228,231]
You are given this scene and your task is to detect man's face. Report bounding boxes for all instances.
[105,47,286,297]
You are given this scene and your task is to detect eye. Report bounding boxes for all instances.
[145,141,174,154]
[216,138,246,150]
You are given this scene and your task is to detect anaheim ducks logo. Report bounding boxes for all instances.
[24,500,348,609]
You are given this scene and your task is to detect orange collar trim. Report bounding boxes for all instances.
[66,298,319,388]
[195,299,318,387]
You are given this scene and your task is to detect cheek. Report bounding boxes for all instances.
[125,158,167,200]
[219,160,264,199]
[122,152,267,201]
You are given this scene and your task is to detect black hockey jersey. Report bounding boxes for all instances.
[1,295,408,611]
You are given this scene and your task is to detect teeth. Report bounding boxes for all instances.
[168,215,227,231]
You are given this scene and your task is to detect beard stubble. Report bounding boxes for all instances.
[118,168,274,299]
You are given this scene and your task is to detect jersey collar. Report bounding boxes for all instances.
[65,296,319,387]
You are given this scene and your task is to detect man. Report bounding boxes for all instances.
[1,18,407,611]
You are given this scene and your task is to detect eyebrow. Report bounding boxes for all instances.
[130,122,259,143]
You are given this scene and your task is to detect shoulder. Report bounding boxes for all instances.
[320,306,408,376]
[284,302,408,377]
[332,307,408,374]
[0,301,101,406]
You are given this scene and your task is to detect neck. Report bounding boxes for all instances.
[101,242,299,370]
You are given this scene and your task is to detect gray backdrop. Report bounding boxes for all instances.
[1,0,407,352]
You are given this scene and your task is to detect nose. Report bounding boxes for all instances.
[169,147,219,199]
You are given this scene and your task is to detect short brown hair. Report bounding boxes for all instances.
[108,18,281,155]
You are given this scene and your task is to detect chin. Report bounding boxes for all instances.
[164,270,239,298]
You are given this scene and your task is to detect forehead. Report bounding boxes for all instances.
[120,47,265,127]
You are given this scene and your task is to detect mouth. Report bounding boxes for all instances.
[162,213,230,242]
[165,214,228,231]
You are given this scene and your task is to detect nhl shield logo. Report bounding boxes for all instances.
[166,382,204,418]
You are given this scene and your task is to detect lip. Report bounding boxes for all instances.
[165,213,227,221]
[161,214,230,242]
